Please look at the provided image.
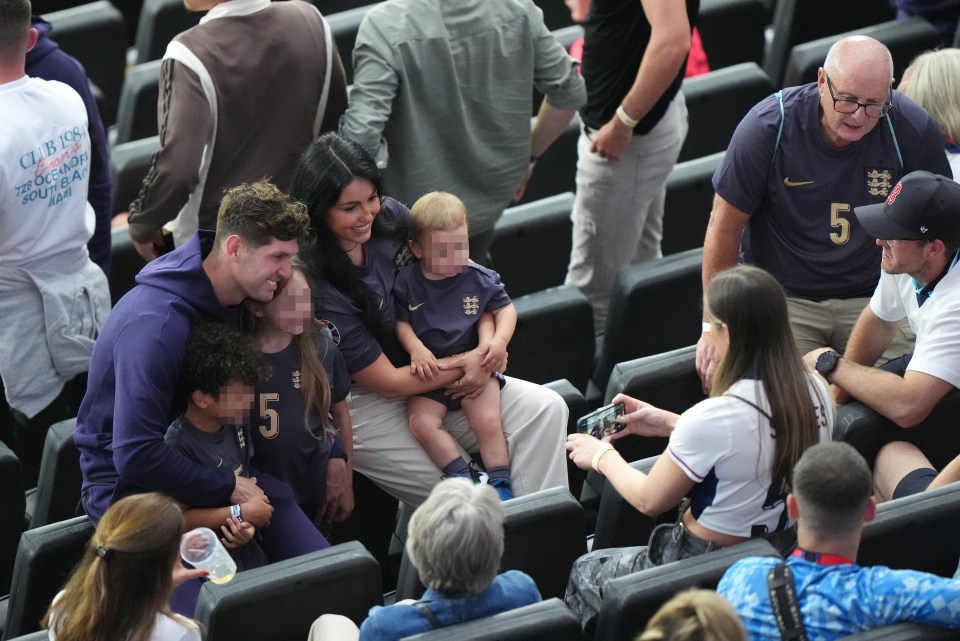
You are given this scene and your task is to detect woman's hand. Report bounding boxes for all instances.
[608,393,678,440]
[566,433,611,471]
[172,560,208,587]
[220,517,255,549]
[438,349,487,399]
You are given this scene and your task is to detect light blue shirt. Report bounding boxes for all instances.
[359,570,541,641]
[718,555,960,641]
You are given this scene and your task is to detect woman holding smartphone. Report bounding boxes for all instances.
[564,265,833,630]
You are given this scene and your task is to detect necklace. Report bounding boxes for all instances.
[341,241,361,253]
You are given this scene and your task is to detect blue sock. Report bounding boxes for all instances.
[486,465,510,482]
[442,457,471,477]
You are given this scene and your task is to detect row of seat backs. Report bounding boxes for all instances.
[393,487,587,603]
[0,418,83,599]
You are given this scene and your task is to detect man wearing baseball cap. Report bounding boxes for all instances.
[805,170,960,496]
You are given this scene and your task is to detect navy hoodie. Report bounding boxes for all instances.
[26,16,112,275]
[75,232,238,521]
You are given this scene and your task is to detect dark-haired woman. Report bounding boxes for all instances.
[564,265,833,629]
[292,132,567,507]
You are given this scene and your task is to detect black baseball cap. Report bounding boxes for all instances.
[855,171,960,241]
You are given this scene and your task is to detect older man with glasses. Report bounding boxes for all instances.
[695,36,951,391]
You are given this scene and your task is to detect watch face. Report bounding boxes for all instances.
[817,351,839,376]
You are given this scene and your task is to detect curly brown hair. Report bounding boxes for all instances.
[183,322,270,397]
[215,180,311,249]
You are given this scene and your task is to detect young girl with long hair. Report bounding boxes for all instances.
[565,265,833,630]
[244,258,354,525]
[44,492,203,641]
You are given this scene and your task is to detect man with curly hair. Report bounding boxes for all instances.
[75,181,312,533]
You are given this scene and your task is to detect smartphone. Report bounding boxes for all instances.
[576,402,626,440]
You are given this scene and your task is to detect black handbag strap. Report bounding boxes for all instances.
[414,602,444,629]
[767,562,809,641]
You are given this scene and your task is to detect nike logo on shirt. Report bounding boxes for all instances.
[408,302,426,311]
[783,178,815,187]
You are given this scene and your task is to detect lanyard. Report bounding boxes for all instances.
[791,548,853,566]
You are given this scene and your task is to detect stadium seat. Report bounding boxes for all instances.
[592,538,782,641]
[131,0,200,64]
[194,541,383,641]
[782,17,943,87]
[593,248,703,392]
[0,517,94,639]
[696,0,766,70]
[490,192,575,298]
[112,60,162,145]
[591,455,674,551]
[661,151,724,256]
[24,419,82,530]
[109,135,160,218]
[517,116,581,205]
[42,1,127,126]
[834,388,960,471]
[840,623,959,640]
[395,487,587,602]
[858,481,960,578]
[327,4,375,84]
[763,0,895,86]
[401,598,582,641]
[0,441,24,597]
[678,62,774,162]
[511,286,595,392]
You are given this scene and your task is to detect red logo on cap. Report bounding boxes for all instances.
[887,182,903,205]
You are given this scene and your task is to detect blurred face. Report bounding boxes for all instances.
[411,224,470,279]
[263,269,313,335]
[326,178,381,250]
[817,66,891,148]
[877,238,931,277]
[214,380,255,424]
[233,237,299,303]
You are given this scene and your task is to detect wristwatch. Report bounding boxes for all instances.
[815,350,842,379]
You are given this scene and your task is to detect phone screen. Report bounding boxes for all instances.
[576,402,626,440]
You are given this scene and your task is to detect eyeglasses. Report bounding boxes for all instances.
[825,74,892,118]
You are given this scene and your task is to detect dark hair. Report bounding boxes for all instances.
[44,493,190,641]
[706,266,826,492]
[291,132,402,337]
[0,0,30,59]
[792,442,872,536]
[214,181,311,249]
[183,322,270,397]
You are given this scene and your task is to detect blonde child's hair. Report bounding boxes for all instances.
[409,191,469,244]
[636,589,746,641]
